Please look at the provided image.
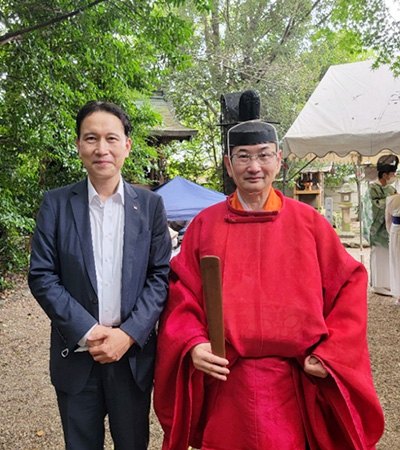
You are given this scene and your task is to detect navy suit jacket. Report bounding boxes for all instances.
[28,178,171,395]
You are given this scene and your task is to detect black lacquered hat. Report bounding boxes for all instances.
[228,120,278,148]
[377,154,399,173]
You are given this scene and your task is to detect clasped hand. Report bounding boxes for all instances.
[87,324,134,364]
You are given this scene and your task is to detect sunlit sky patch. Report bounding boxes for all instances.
[386,0,400,20]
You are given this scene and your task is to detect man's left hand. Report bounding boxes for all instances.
[87,326,134,364]
[303,355,329,378]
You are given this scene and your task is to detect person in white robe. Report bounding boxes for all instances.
[386,193,400,305]
[367,155,398,295]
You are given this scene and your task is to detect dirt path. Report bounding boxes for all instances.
[0,276,163,450]
[1,247,399,449]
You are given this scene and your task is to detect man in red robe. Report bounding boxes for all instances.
[154,120,384,450]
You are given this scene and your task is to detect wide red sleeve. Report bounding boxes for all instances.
[154,225,209,450]
[298,214,384,450]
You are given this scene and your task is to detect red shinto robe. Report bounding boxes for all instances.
[154,191,384,450]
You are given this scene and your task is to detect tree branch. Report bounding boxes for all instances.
[265,0,324,67]
[0,0,107,46]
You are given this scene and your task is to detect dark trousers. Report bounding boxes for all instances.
[56,356,151,450]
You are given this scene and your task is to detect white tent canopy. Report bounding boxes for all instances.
[283,60,400,159]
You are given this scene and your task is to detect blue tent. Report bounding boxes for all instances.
[153,176,226,221]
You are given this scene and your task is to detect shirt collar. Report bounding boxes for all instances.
[231,188,282,212]
[87,177,125,205]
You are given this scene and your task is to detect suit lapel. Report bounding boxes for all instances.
[121,182,140,314]
[70,179,98,295]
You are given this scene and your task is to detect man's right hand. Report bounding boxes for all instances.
[190,342,230,381]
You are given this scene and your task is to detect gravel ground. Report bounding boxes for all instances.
[1,246,399,449]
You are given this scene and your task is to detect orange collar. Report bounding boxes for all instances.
[230,188,282,212]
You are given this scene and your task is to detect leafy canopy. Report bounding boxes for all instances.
[0,0,209,284]
[161,0,399,189]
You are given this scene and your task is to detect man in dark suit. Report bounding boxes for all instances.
[28,100,171,450]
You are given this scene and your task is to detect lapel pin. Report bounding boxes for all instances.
[133,205,138,210]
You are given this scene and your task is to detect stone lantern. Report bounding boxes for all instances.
[338,181,354,233]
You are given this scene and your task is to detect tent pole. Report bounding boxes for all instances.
[282,158,287,195]
[356,155,364,265]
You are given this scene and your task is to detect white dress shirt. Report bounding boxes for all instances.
[88,177,124,327]
[76,177,125,351]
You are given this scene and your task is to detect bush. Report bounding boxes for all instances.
[0,191,35,291]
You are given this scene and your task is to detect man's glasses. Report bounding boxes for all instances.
[230,152,277,165]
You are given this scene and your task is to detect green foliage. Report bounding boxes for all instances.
[0,188,35,290]
[164,138,223,191]
[325,0,400,74]
[161,0,393,188]
[324,164,356,189]
[1,0,399,287]
[0,0,208,285]
[162,91,224,190]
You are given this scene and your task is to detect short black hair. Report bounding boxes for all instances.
[377,154,399,177]
[76,100,132,138]
[378,170,396,179]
